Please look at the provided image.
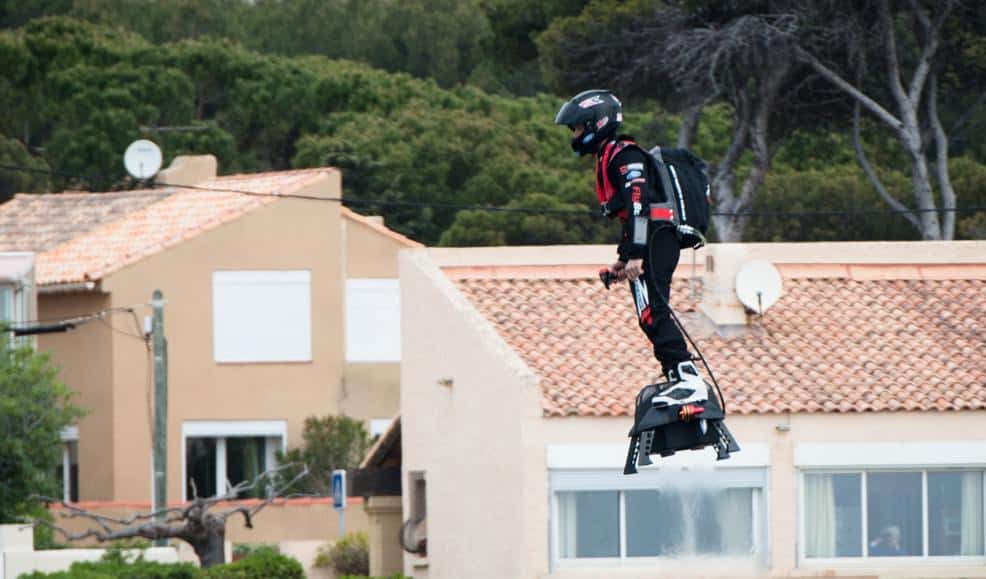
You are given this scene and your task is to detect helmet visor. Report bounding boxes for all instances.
[554,100,588,126]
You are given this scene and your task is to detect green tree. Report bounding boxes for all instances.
[0,333,86,524]
[0,135,49,201]
[276,416,370,495]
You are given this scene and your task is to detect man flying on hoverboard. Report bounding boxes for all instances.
[554,89,739,472]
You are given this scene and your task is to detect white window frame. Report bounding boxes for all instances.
[180,420,288,501]
[345,278,401,362]
[59,426,79,503]
[796,441,986,568]
[547,443,770,573]
[212,270,312,363]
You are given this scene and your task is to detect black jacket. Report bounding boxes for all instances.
[601,143,664,262]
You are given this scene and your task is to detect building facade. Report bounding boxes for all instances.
[0,157,418,521]
[399,241,986,578]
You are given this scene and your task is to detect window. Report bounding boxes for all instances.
[181,421,286,500]
[556,486,759,560]
[212,271,311,363]
[0,284,12,323]
[548,443,769,567]
[54,428,79,502]
[369,418,392,439]
[345,279,400,362]
[802,470,985,560]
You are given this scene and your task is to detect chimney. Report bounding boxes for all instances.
[155,155,218,186]
[699,244,757,337]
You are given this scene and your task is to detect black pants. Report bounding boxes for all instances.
[627,226,691,375]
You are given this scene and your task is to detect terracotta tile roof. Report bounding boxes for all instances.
[0,191,171,253]
[0,169,334,285]
[455,276,986,416]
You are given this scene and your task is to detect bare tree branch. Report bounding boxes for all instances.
[216,464,311,525]
[928,73,956,239]
[905,0,951,105]
[26,464,311,569]
[949,92,986,142]
[795,46,903,129]
[852,99,920,230]
[878,0,914,119]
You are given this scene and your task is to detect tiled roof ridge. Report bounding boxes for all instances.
[441,262,986,282]
[208,166,337,182]
[342,207,423,248]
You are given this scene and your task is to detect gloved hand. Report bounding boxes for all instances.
[610,260,626,280]
[624,258,644,281]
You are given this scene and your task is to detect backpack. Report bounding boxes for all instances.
[646,147,712,249]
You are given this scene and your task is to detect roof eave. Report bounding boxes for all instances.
[39,280,100,294]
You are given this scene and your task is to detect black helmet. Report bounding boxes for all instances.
[554,89,623,156]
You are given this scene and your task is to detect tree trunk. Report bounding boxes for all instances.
[710,100,749,242]
[928,74,956,240]
[904,142,942,240]
[676,104,702,149]
[189,521,227,568]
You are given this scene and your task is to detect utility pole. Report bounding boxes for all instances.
[151,290,168,547]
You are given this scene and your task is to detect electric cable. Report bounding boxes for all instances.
[2,162,983,219]
[4,305,149,333]
[653,283,727,414]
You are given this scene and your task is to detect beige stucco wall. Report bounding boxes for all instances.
[344,215,409,279]
[95,173,343,503]
[364,495,404,576]
[340,363,400,422]
[38,292,115,500]
[400,249,545,579]
[400,248,986,579]
[340,215,410,423]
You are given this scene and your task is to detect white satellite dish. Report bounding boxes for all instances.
[123,139,163,180]
[735,259,783,315]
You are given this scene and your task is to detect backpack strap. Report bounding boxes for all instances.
[649,146,680,219]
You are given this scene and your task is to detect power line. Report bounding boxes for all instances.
[5,305,148,336]
[2,162,984,219]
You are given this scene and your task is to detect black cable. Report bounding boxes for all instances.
[5,305,147,332]
[3,162,984,219]
[655,286,727,414]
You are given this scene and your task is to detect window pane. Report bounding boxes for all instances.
[557,491,619,558]
[867,472,922,557]
[67,441,79,502]
[929,471,984,556]
[716,488,754,556]
[186,437,217,498]
[626,490,681,556]
[0,286,11,322]
[226,437,267,498]
[805,473,862,558]
[625,488,753,557]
